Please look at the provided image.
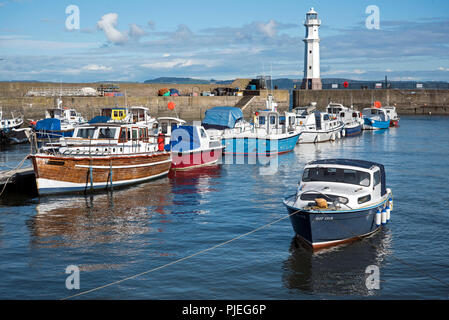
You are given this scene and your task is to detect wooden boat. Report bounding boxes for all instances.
[170,125,224,170]
[283,159,393,250]
[29,122,171,195]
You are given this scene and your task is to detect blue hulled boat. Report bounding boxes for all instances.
[283,159,393,250]
[203,98,300,155]
[362,108,390,130]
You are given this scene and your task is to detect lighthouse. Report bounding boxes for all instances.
[301,8,322,90]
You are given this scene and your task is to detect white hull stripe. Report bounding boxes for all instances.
[75,159,172,169]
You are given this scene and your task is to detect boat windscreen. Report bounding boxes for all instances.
[302,167,371,187]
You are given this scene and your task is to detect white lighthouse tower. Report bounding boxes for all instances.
[301,8,322,90]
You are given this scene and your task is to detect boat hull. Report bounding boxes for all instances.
[343,123,363,137]
[222,133,300,155]
[170,147,224,171]
[284,198,388,250]
[31,152,171,195]
[363,118,390,130]
[297,127,343,144]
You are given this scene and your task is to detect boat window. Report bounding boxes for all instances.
[76,128,96,139]
[119,128,127,142]
[98,128,116,139]
[200,128,207,138]
[259,116,266,125]
[340,112,345,118]
[358,195,371,204]
[302,167,371,186]
[161,123,168,134]
[352,112,358,118]
[279,116,285,125]
[139,128,146,140]
[70,111,76,117]
[270,116,276,125]
[323,114,329,121]
[373,170,381,186]
[132,128,138,140]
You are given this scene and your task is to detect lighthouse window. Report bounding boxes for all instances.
[309,50,312,54]
[309,66,312,70]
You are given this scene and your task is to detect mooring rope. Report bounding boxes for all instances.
[61,206,301,300]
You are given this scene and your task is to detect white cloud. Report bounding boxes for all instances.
[438,67,449,71]
[257,20,278,37]
[97,13,128,44]
[82,64,112,72]
[129,24,147,39]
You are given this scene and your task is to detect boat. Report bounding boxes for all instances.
[29,121,171,195]
[383,106,400,127]
[326,103,363,137]
[283,159,393,250]
[33,98,87,139]
[0,108,24,144]
[169,125,225,170]
[362,107,390,130]
[157,116,186,145]
[203,96,300,155]
[293,103,345,143]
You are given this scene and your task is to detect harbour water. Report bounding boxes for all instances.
[0,115,448,299]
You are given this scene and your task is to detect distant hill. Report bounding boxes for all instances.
[144,77,233,85]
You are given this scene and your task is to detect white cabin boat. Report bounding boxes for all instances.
[326,103,363,137]
[383,106,400,127]
[283,159,393,250]
[293,103,344,143]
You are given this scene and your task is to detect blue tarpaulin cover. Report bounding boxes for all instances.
[202,106,243,130]
[170,125,201,152]
[35,118,61,132]
[89,116,111,124]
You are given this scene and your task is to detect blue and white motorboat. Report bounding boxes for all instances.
[362,107,390,130]
[326,103,363,137]
[283,159,393,250]
[203,96,300,155]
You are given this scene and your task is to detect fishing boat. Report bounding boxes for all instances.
[33,99,87,139]
[283,159,393,250]
[383,106,400,127]
[203,96,300,155]
[29,122,171,195]
[326,103,363,137]
[362,107,390,130]
[294,103,344,143]
[169,125,224,170]
[0,108,24,144]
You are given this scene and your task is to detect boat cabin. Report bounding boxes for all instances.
[254,110,296,134]
[298,159,386,209]
[362,108,389,121]
[157,117,186,136]
[101,107,128,121]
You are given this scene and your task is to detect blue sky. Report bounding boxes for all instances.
[0,0,448,82]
